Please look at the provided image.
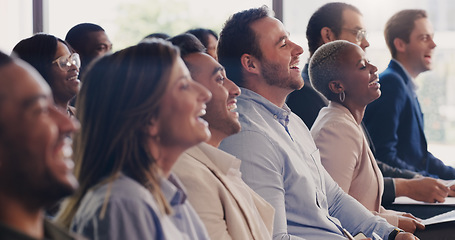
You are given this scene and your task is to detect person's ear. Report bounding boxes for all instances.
[240,53,259,75]
[394,38,407,54]
[328,80,344,94]
[147,117,163,160]
[321,27,336,43]
[148,117,160,137]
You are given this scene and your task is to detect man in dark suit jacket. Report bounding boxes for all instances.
[287,3,453,205]
[364,9,455,180]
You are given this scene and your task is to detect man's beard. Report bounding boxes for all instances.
[261,58,303,90]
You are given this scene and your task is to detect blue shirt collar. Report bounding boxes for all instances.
[160,173,187,206]
[239,87,291,128]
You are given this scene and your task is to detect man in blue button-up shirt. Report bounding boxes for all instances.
[217,6,417,240]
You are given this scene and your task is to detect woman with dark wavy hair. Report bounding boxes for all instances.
[57,39,212,240]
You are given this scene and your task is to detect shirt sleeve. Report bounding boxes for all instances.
[220,130,307,240]
[74,197,163,240]
[312,120,362,193]
[323,168,395,240]
[426,152,455,180]
[381,177,396,205]
[376,161,418,179]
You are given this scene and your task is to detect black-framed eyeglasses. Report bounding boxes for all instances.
[52,53,80,71]
[343,28,367,43]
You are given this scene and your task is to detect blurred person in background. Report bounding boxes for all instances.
[13,33,80,118]
[65,23,112,78]
[186,28,219,59]
[364,9,455,181]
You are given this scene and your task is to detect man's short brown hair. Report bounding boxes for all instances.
[384,9,428,58]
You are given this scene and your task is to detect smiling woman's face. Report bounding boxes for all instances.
[49,41,80,104]
[339,45,380,106]
[155,57,212,151]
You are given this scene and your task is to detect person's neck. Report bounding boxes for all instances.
[245,82,290,108]
[0,196,44,239]
[394,57,420,79]
[206,129,226,148]
[339,100,365,125]
[54,97,69,112]
[156,145,186,178]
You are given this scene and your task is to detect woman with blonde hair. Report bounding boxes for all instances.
[57,39,211,239]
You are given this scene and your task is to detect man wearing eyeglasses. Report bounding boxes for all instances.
[287,2,453,208]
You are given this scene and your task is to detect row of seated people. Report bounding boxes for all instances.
[2,3,455,240]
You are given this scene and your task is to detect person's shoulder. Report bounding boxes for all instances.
[71,176,171,240]
[314,107,357,130]
[44,219,86,240]
[379,66,407,89]
[237,98,266,127]
[174,148,215,179]
[172,149,228,202]
[236,105,277,143]
[76,175,159,216]
[107,175,153,200]
[312,106,362,144]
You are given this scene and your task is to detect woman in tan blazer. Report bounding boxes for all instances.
[309,40,424,233]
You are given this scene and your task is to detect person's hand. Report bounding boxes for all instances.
[448,183,455,197]
[395,232,419,240]
[397,213,425,233]
[395,177,449,203]
[401,213,421,221]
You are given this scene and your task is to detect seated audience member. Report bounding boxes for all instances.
[186,28,218,59]
[56,39,211,240]
[12,33,80,117]
[310,40,424,232]
[0,51,80,239]
[143,32,171,40]
[286,2,453,205]
[169,33,274,239]
[218,6,416,240]
[287,2,369,129]
[364,10,455,180]
[65,23,112,77]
